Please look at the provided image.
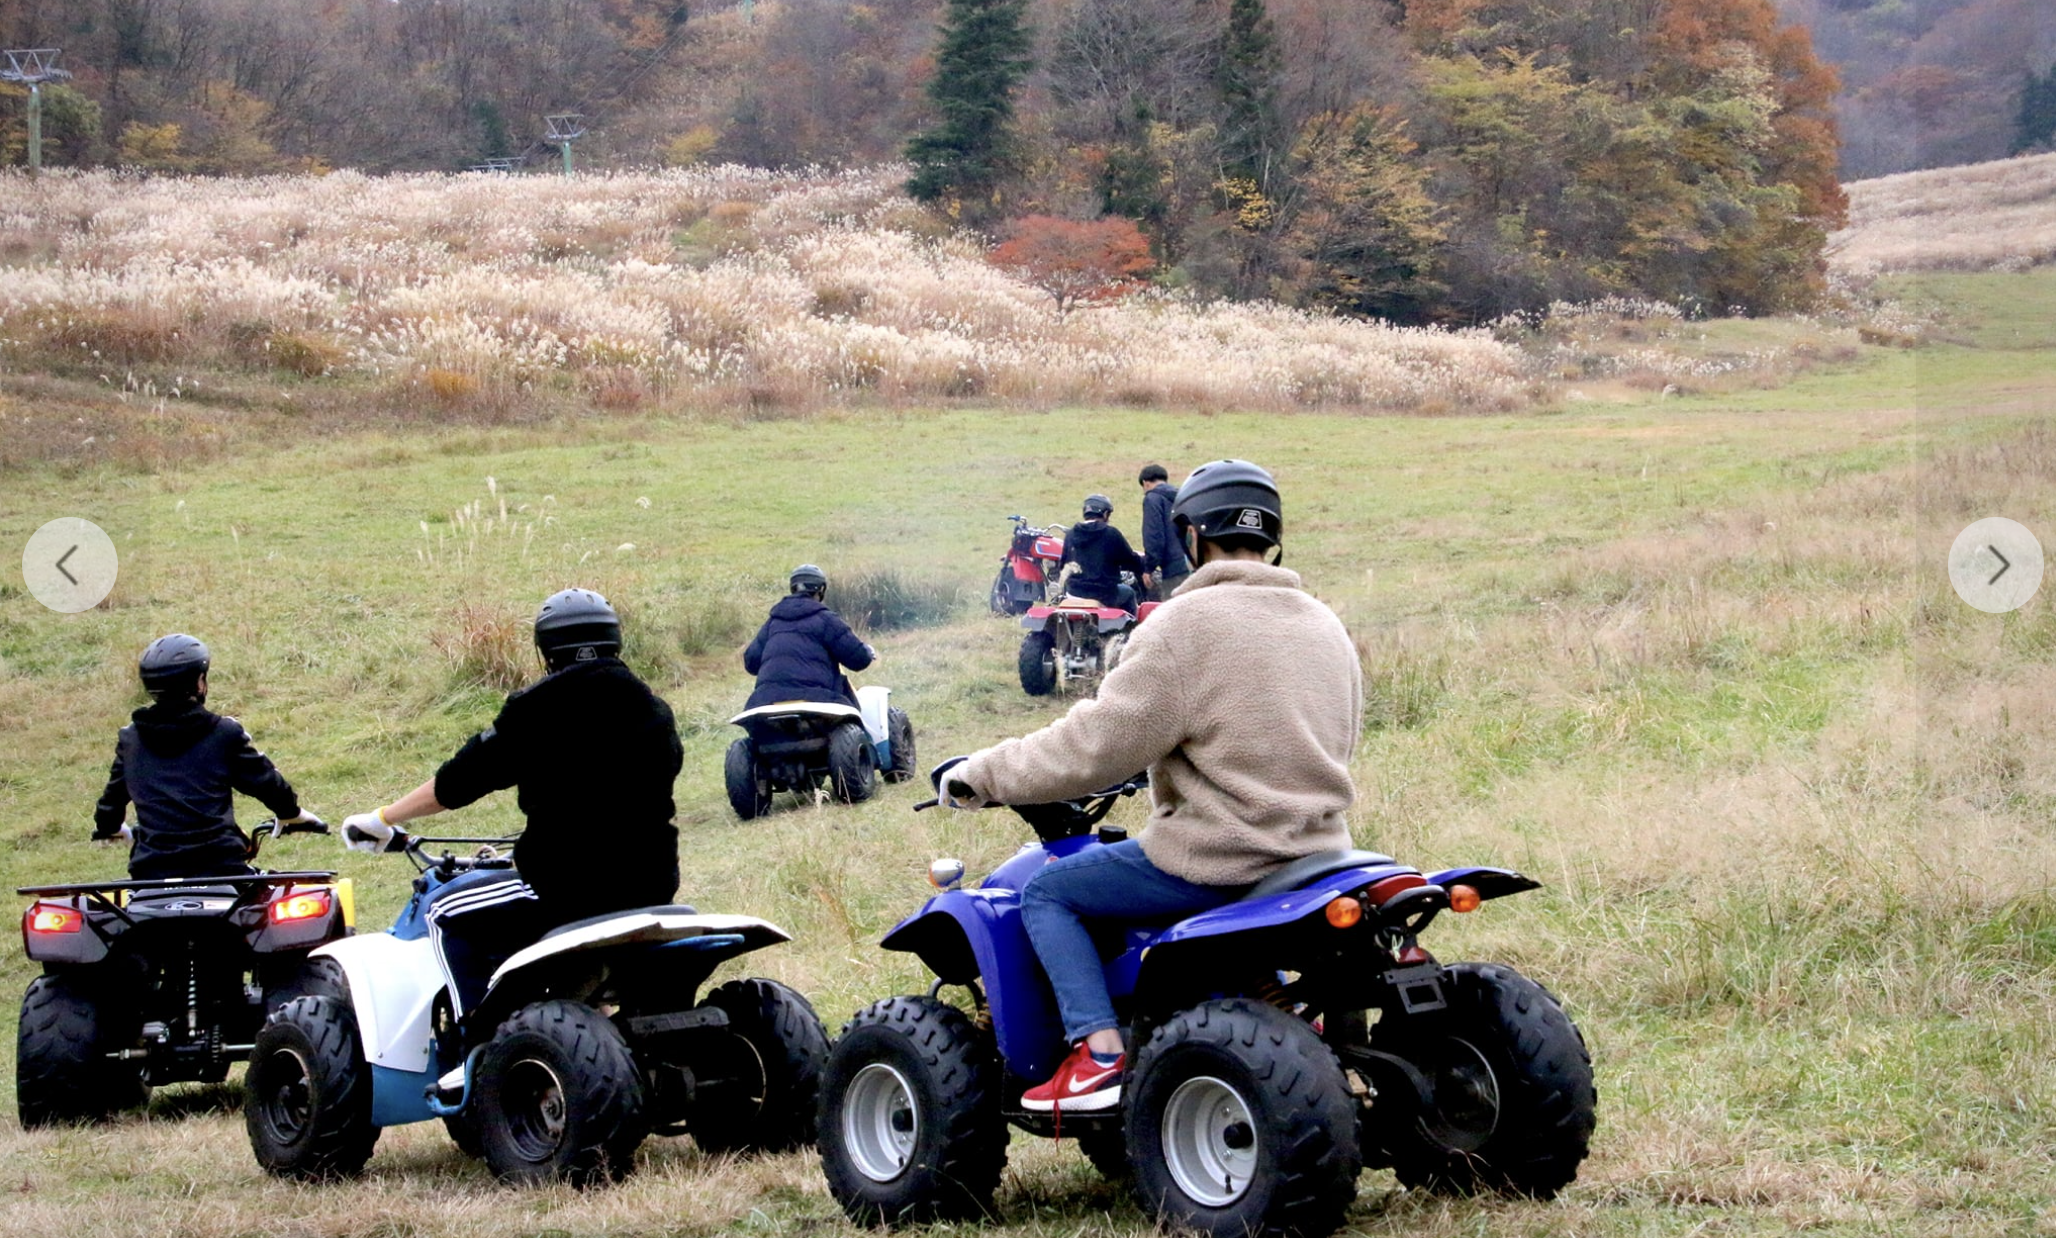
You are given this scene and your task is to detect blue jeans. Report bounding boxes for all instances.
[1019,840,1246,1045]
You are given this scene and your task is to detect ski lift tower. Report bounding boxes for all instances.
[1,49,72,175]
[545,113,586,176]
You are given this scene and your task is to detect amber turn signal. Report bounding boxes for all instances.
[1325,896,1364,928]
[1448,884,1482,914]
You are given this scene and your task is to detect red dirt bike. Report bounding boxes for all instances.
[988,516,1065,616]
[1018,589,1155,696]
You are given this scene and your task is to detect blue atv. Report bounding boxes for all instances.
[817,778,1596,1238]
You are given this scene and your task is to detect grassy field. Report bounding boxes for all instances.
[1,267,2054,1238]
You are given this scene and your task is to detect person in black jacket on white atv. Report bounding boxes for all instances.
[94,633,326,877]
[743,564,876,709]
[339,588,685,1022]
[1060,494,1145,613]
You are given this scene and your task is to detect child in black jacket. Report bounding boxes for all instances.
[94,634,322,879]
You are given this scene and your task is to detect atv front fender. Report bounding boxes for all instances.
[881,890,1068,1082]
[314,932,442,1074]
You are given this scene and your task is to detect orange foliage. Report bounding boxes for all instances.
[1653,0,1846,228]
[990,215,1156,312]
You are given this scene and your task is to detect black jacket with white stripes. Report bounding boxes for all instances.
[433,657,683,918]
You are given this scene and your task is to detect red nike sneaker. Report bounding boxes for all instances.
[1021,1042,1125,1112]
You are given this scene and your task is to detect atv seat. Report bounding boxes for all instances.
[1248,850,1397,899]
[541,904,699,941]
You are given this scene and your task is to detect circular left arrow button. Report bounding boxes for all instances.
[21,517,118,613]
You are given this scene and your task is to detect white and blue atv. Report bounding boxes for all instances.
[244,833,827,1187]
[725,684,915,819]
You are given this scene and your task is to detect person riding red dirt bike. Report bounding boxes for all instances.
[1016,495,1149,696]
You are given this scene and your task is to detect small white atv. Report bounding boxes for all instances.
[244,834,827,1186]
[725,684,915,819]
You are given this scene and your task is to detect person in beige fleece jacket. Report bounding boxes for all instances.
[938,459,1362,1113]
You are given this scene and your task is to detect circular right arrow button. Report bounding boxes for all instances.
[1949,517,2044,613]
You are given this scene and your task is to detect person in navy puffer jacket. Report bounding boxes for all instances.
[743,564,876,709]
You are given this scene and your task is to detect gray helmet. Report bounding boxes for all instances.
[534,587,622,668]
[790,564,828,596]
[1171,459,1281,555]
[139,633,210,699]
[1082,494,1114,519]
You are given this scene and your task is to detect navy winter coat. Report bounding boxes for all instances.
[1141,483,1190,578]
[743,595,874,709]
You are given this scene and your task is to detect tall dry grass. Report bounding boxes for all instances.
[1831,151,2056,275]
[0,166,1531,413]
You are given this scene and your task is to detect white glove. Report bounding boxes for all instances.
[97,822,134,846]
[342,810,395,853]
[939,782,986,810]
[279,810,327,830]
[862,643,879,664]
[932,757,987,810]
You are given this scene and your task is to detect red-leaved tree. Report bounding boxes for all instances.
[991,215,1156,312]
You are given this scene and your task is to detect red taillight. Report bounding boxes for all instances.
[1448,884,1482,914]
[1365,873,1427,907]
[27,904,83,934]
[269,889,333,924]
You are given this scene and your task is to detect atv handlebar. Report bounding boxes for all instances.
[914,775,1148,845]
[244,816,330,859]
[401,833,520,877]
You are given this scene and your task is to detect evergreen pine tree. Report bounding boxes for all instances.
[2015,65,2056,154]
[1214,0,1282,188]
[904,0,1034,213]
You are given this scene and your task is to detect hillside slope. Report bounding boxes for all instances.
[1831,151,2056,274]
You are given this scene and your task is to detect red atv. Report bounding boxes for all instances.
[1018,595,1157,695]
[988,515,1065,616]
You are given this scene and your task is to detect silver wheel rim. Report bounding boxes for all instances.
[1161,1075,1258,1207]
[843,1062,919,1183]
[1433,1038,1501,1152]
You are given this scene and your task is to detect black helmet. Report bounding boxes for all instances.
[789,564,828,597]
[1082,494,1114,520]
[139,633,210,699]
[1171,459,1282,556]
[534,587,622,669]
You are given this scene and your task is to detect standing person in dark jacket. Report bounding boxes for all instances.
[1060,494,1145,613]
[1138,463,1191,601]
[339,588,684,1023]
[743,564,876,710]
[93,633,324,879]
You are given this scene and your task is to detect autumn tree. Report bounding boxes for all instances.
[0,83,101,166]
[990,215,1155,312]
[905,0,1034,215]
[1278,106,1443,320]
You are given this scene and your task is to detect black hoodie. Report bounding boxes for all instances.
[94,701,302,879]
[1060,519,1145,604]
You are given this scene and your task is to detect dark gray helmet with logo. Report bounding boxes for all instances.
[790,564,828,597]
[139,633,211,699]
[1171,459,1282,556]
[1082,494,1114,519]
[534,587,622,668]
